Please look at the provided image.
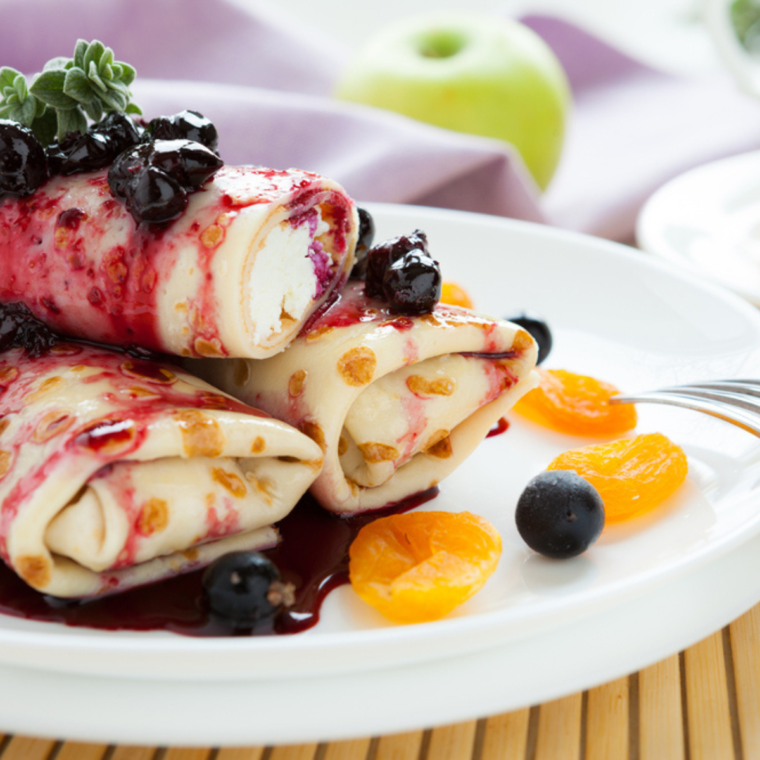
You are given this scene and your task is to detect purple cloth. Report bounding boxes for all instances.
[2,0,760,242]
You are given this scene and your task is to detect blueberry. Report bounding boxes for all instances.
[349,207,376,280]
[382,249,442,315]
[515,470,605,559]
[47,131,115,175]
[0,119,48,196]
[149,110,219,152]
[505,312,553,365]
[149,139,223,190]
[90,112,144,153]
[126,166,188,224]
[365,229,429,298]
[107,142,153,200]
[202,551,294,630]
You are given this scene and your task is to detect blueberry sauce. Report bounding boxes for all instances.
[0,488,439,636]
[487,417,510,438]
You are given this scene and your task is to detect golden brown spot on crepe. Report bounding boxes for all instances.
[201,224,225,248]
[233,359,250,387]
[212,468,247,498]
[0,418,10,437]
[105,256,128,284]
[176,410,225,457]
[358,442,400,463]
[121,360,176,384]
[0,450,12,478]
[33,411,74,442]
[338,347,377,387]
[288,369,307,397]
[17,555,51,588]
[50,342,81,355]
[427,435,453,459]
[246,473,275,504]
[407,375,455,397]
[183,548,199,561]
[512,328,535,353]
[216,212,234,226]
[278,455,299,463]
[279,307,295,323]
[25,376,63,403]
[338,435,348,456]
[423,429,450,452]
[345,477,361,497]
[194,338,225,357]
[205,493,216,509]
[251,436,266,454]
[181,348,192,357]
[125,385,160,399]
[299,420,326,452]
[138,498,169,536]
[420,314,443,327]
[306,325,334,343]
[174,301,189,314]
[0,367,18,386]
[71,365,87,373]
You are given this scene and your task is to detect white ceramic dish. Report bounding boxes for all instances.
[2,204,760,740]
[637,150,760,307]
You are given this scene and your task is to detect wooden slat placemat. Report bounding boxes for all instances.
[4,601,760,760]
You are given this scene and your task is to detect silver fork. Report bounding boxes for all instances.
[609,380,760,437]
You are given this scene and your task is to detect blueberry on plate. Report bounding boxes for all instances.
[515,470,604,559]
[202,551,295,631]
[148,110,219,152]
[382,248,442,315]
[349,206,376,280]
[0,120,48,196]
[364,229,429,297]
[149,139,224,190]
[504,311,552,365]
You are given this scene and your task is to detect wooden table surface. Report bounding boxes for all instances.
[3,598,759,760]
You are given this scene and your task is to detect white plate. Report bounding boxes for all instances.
[3,204,760,739]
[637,150,760,307]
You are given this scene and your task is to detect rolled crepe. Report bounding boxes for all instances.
[0,166,357,358]
[195,282,539,513]
[0,342,323,598]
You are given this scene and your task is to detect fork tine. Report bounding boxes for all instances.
[610,389,760,437]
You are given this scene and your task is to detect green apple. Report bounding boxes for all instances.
[334,14,571,191]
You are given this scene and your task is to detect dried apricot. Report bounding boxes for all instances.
[349,511,501,624]
[513,368,637,436]
[547,433,688,522]
[440,281,474,309]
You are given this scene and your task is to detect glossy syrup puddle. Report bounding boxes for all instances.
[0,488,439,637]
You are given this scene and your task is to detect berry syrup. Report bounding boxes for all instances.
[0,488,439,637]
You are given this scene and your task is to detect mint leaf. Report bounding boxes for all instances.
[30,70,79,109]
[83,99,103,122]
[31,107,57,145]
[73,39,88,70]
[125,102,142,115]
[83,41,105,72]
[99,87,127,112]
[43,57,71,72]
[56,107,87,140]
[0,67,21,93]
[63,67,95,104]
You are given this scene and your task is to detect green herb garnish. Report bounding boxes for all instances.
[731,0,760,53]
[0,39,140,145]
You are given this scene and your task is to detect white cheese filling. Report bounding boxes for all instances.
[248,211,331,345]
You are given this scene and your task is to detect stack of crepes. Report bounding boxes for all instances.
[0,163,537,598]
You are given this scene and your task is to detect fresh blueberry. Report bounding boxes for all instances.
[515,470,605,559]
[202,551,294,630]
[47,131,114,175]
[382,248,442,315]
[505,312,553,365]
[125,165,188,224]
[349,207,376,280]
[0,119,48,196]
[365,229,429,298]
[148,110,219,152]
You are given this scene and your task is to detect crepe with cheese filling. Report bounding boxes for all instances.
[195,282,538,513]
[0,343,322,598]
[0,166,357,358]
